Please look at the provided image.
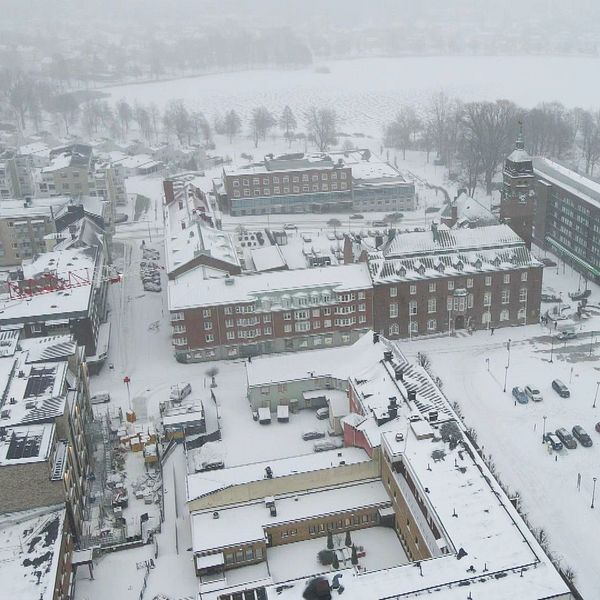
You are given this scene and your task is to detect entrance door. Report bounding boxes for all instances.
[455,315,465,330]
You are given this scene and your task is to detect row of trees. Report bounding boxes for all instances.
[384,94,600,195]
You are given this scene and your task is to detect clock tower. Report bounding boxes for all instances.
[500,124,535,248]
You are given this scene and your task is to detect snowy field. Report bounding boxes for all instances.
[397,258,600,599]
[105,55,600,136]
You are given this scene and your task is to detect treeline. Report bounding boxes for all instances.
[0,28,312,91]
[384,95,600,195]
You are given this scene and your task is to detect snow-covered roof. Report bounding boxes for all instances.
[0,353,68,426]
[440,192,498,226]
[0,423,55,466]
[0,247,99,323]
[0,506,66,600]
[246,332,387,388]
[18,141,50,157]
[250,245,287,272]
[191,480,390,554]
[534,156,600,211]
[384,224,523,259]
[187,447,369,502]
[0,197,70,220]
[168,263,372,311]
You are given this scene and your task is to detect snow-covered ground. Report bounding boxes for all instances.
[105,55,600,136]
[396,256,600,599]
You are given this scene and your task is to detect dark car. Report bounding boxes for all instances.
[302,430,326,441]
[544,433,563,451]
[555,427,577,449]
[512,386,528,404]
[349,214,364,220]
[551,379,570,398]
[540,258,558,267]
[572,425,593,447]
[596,422,600,434]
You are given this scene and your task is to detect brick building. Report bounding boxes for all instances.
[221,150,414,216]
[168,263,373,362]
[369,224,542,338]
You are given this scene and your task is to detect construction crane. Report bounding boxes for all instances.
[7,265,123,300]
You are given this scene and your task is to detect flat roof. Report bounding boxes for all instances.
[187,447,370,502]
[0,354,68,426]
[246,331,388,387]
[191,480,390,554]
[0,506,66,600]
[168,263,372,311]
[0,423,55,466]
[0,247,98,323]
[534,156,600,211]
[0,197,70,220]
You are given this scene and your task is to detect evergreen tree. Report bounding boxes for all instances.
[345,530,352,547]
[351,545,358,566]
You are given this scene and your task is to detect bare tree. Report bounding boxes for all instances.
[578,109,600,175]
[148,103,161,143]
[384,106,421,159]
[3,71,34,129]
[305,106,337,152]
[222,109,242,143]
[250,106,276,148]
[116,98,133,136]
[459,100,519,194]
[47,93,79,135]
[163,99,192,145]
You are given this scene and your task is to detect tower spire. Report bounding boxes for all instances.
[515,120,525,150]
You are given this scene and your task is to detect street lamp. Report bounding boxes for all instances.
[503,365,509,392]
[594,381,600,409]
[506,339,512,368]
[592,477,597,509]
[549,332,555,363]
[448,307,452,338]
[542,415,547,444]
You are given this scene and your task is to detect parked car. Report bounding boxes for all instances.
[596,422,600,434]
[555,427,577,449]
[524,385,543,402]
[557,330,577,341]
[539,258,557,267]
[572,425,593,447]
[316,407,330,420]
[511,386,528,404]
[371,220,387,227]
[544,433,563,451]
[551,379,570,398]
[283,223,297,230]
[313,439,343,452]
[91,391,111,405]
[302,430,326,441]
[349,214,364,220]
[541,293,561,302]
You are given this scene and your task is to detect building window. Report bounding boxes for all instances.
[428,298,436,313]
[410,285,416,295]
[427,319,437,331]
[324,319,331,328]
[233,180,240,187]
[233,190,240,198]
[341,182,347,190]
[466,278,473,288]
[428,282,436,293]
[390,287,398,297]
[313,321,321,329]
[295,321,310,332]
[501,289,510,304]
[519,288,528,302]
[274,187,280,194]
[273,176,279,183]
[253,178,260,185]
[358,303,366,312]
[359,315,366,323]
[358,291,365,300]
[500,309,510,321]
[483,291,492,307]
[521,271,528,282]
[389,324,399,336]
[224,307,232,315]
[482,312,491,325]
[204,321,213,330]
[171,312,184,321]
[409,301,417,316]
[312,184,319,191]
[447,296,452,310]
[244,189,250,196]
[468,293,473,308]
[409,321,418,334]
[264,326,272,335]
[340,172,347,179]
[448,281,454,291]
[284,312,291,320]
[203,309,211,318]
[485,276,492,286]
[226,331,235,340]
[284,324,292,333]
[205,334,214,343]
[254,190,260,196]
[503,274,511,284]
[389,303,398,318]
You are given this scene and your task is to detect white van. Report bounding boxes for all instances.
[91,391,111,405]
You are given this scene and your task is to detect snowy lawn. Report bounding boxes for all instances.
[396,257,600,599]
[266,526,408,583]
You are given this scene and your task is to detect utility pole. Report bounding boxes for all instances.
[542,415,547,444]
[594,381,600,409]
[592,477,597,509]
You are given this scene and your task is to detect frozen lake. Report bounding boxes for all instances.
[105,55,600,135]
